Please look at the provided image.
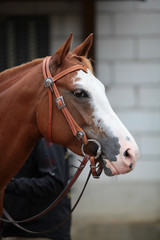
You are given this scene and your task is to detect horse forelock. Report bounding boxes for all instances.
[70,53,93,74]
[79,56,93,73]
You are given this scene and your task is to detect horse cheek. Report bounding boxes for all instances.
[36,100,49,140]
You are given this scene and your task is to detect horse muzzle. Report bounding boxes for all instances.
[102,146,139,176]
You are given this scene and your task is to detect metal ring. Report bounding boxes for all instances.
[81,139,102,159]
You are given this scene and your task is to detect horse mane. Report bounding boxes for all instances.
[0,59,43,93]
[0,55,93,79]
[0,58,42,79]
[0,55,93,93]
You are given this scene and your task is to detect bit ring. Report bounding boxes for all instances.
[81,139,102,159]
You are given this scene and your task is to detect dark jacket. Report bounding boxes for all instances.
[2,138,71,240]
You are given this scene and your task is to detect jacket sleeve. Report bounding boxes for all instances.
[5,139,64,198]
[5,174,63,198]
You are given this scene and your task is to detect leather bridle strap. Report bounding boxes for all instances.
[90,156,103,178]
[1,155,90,225]
[2,155,103,234]
[3,169,92,235]
[42,56,88,144]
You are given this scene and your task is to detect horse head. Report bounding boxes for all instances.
[37,33,139,176]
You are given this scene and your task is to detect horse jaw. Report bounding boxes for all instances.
[72,69,140,176]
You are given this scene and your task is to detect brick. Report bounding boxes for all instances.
[96,14,111,35]
[139,88,160,107]
[116,110,160,132]
[115,63,160,85]
[96,63,111,86]
[50,16,65,36]
[97,0,160,12]
[139,38,160,59]
[107,87,135,108]
[50,15,82,36]
[50,37,81,55]
[65,15,82,35]
[96,38,134,60]
[96,1,138,12]
[50,15,82,53]
[115,13,160,35]
[141,136,160,155]
[50,39,63,54]
[138,0,160,11]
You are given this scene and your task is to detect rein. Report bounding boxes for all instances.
[2,155,103,234]
[1,57,103,234]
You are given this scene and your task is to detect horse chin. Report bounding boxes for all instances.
[102,158,119,176]
[102,158,133,177]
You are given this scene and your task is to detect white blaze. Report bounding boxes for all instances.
[72,68,139,176]
[72,69,127,137]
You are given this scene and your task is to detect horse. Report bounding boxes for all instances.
[0,33,139,217]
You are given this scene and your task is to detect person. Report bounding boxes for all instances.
[2,138,71,240]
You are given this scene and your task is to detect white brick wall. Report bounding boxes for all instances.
[141,136,160,156]
[117,111,160,133]
[139,38,160,59]
[96,0,160,182]
[49,4,83,54]
[107,87,135,108]
[50,14,82,54]
[97,38,134,60]
[115,13,160,35]
[139,87,160,107]
[114,63,160,85]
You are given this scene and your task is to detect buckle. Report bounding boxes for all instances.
[56,96,65,110]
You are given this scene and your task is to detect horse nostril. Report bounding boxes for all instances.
[123,149,130,157]
[123,150,134,170]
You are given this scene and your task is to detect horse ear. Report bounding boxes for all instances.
[72,33,93,57]
[50,33,73,66]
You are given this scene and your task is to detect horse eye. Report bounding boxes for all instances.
[73,89,89,98]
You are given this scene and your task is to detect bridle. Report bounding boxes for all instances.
[43,56,88,144]
[43,56,103,177]
[1,56,103,234]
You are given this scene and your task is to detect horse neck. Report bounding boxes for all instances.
[0,59,42,92]
[0,60,44,189]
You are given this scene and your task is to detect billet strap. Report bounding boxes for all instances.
[43,56,88,144]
